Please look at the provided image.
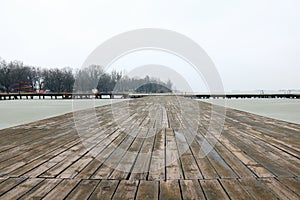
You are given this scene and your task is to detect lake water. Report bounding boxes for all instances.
[0,99,125,130]
[199,99,300,124]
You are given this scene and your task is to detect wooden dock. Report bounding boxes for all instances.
[0,96,299,199]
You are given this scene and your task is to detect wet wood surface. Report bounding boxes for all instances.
[0,96,299,199]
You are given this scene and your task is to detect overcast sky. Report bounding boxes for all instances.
[1,0,299,91]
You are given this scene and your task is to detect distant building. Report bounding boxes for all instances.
[135,83,172,93]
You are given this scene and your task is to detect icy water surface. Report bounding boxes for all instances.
[199,98,300,124]
[0,99,125,129]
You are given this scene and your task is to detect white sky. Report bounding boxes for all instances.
[0,0,300,91]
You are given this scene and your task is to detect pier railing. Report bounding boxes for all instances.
[0,92,299,100]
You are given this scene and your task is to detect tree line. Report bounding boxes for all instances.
[0,58,172,93]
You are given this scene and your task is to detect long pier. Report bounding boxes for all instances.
[0,96,299,199]
[0,93,129,100]
[0,92,299,100]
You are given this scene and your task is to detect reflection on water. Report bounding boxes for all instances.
[199,99,300,124]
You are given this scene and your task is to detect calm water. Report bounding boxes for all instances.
[0,99,125,130]
[199,99,300,124]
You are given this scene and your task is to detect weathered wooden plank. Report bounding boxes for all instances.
[0,178,44,199]
[57,128,120,179]
[65,179,99,200]
[130,129,156,180]
[109,128,148,179]
[205,148,238,179]
[43,179,81,200]
[0,177,8,184]
[277,177,300,197]
[222,129,292,177]
[91,131,134,179]
[33,143,87,178]
[220,179,252,200]
[8,136,81,177]
[19,178,62,199]
[76,129,125,179]
[175,118,218,179]
[148,129,166,180]
[180,180,205,200]
[0,177,26,196]
[219,137,274,178]
[200,179,230,200]
[189,141,219,179]
[90,110,147,179]
[239,178,279,199]
[112,180,138,200]
[58,156,94,179]
[136,180,159,200]
[75,159,102,179]
[23,139,82,177]
[174,130,203,179]
[89,180,119,200]
[0,130,78,171]
[165,128,184,180]
[160,180,182,200]
[233,127,300,176]
[261,178,299,200]
[213,140,256,178]
[40,128,113,178]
